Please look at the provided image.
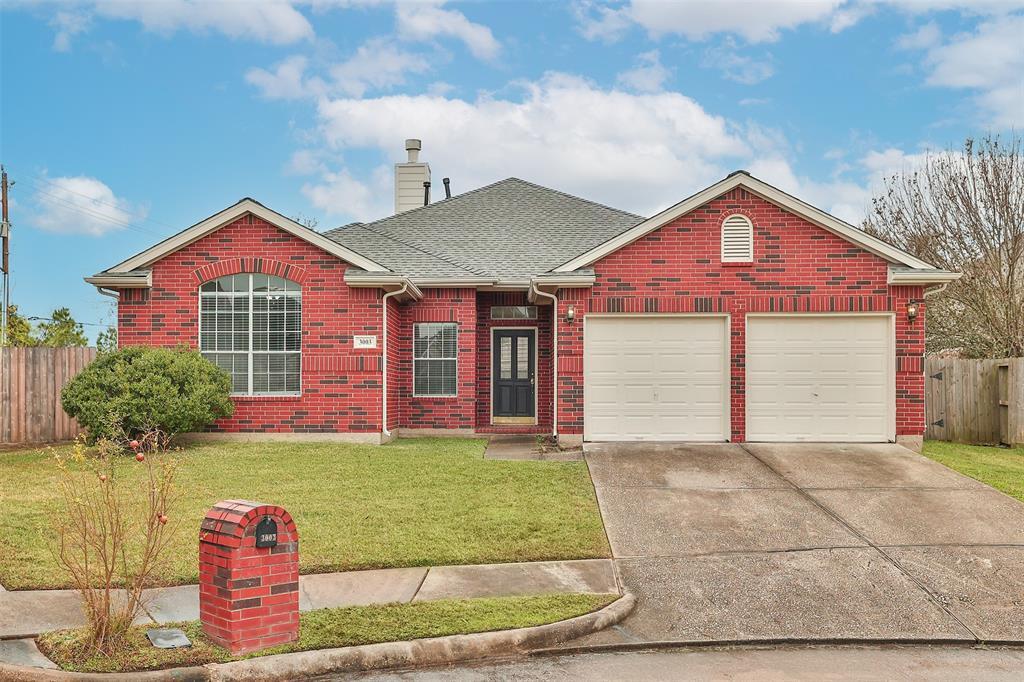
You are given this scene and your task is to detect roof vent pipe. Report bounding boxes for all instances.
[423,181,431,206]
[443,177,451,199]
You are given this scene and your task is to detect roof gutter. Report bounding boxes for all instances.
[344,273,422,299]
[887,269,962,285]
[84,271,153,289]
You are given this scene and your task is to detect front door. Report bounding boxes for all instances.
[493,329,536,421]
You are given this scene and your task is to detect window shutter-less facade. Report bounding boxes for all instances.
[721,214,753,262]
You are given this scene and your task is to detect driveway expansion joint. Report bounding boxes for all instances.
[737,443,983,643]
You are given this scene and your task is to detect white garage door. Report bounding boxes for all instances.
[746,315,893,442]
[584,316,728,441]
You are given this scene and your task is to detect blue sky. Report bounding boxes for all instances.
[1,1,1022,340]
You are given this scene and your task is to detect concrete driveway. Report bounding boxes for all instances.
[571,442,1024,646]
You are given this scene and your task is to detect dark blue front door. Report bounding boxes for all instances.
[493,329,535,418]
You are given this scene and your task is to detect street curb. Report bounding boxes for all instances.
[0,593,635,681]
[531,636,1024,658]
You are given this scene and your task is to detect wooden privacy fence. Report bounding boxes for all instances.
[0,347,97,445]
[925,357,1024,446]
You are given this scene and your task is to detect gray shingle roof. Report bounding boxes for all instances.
[322,178,643,280]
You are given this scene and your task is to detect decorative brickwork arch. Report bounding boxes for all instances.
[192,257,308,286]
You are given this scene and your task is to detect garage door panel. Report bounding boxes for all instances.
[584,317,727,442]
[746,316,892,442]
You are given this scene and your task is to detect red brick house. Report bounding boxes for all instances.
[87,140,959,451]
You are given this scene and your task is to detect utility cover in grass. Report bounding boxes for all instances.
[146,629,191,649]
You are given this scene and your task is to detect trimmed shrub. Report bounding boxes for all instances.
[62,346,233,442]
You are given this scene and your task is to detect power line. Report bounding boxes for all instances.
[25,184,162,237]
[25,175,180,232]
[26,315,111,328]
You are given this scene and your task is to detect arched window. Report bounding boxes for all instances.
[199,274,301,395]
[721,214,754,263]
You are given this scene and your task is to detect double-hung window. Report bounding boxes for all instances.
[199,273,301,395]
[413,323,458,396]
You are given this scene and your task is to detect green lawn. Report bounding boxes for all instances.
[38,593,616,673]
[0,438,609,590]
[923,440,1024,503]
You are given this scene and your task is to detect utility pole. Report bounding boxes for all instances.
[1,165,9,346]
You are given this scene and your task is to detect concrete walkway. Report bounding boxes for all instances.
[483,435,582,461]
[0,559,617,640]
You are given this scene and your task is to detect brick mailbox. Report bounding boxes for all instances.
[199,500,299,654]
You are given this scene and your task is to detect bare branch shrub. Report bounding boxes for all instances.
[864,134,1024,357]
[50,432,181,655]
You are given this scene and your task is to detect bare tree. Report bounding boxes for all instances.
[292,212,319,230]
[864,134,1024,358]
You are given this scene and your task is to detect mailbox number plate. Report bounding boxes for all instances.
[255,516,278,548]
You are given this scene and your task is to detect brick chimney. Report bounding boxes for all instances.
[394,139,431,214]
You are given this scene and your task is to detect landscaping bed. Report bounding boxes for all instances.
[37,593,616,673]
[0,438,610,590]
[923,440,1024,503]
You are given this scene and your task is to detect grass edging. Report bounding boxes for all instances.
[6,593,633,681]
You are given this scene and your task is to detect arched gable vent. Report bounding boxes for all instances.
[721,214,753,262]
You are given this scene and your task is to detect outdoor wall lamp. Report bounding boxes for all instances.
[566,305,576,323]
[906,303,918,321]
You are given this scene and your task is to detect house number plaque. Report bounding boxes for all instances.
[255,516,278,548]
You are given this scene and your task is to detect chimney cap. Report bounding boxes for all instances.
[405,139,422,151]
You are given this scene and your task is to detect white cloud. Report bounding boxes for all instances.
[574,0,1024,45]
[96,0,313,43]
[246,55,323,100]
[911,14,1024,127]
[395,2,500,60]
[330,38,431,97]
[745,145,935,224]
[247,40,431,100]
[286,149,329,176]
[31,0,313,50]
[30,176,146,237]
[306,72,749,219]
[896,21,941,50]
[302,165,392,219]
[615,50,670,93]
[49,10,91,51]
[573,1,633,42]
[702,39,775,84]
[576,0,847,43]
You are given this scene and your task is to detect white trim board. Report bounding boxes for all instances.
[103,198,388,274]
[556,171,938,273]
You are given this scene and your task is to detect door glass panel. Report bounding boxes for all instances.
[516,338,529,379]
[500,337,512,379]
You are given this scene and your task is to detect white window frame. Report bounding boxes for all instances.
[721,213,754,263]
[412,322,458,398]
[198,273,302,397]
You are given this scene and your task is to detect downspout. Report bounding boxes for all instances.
[530,281,558,438]
[97,287,121,300]
[924,282,950,298]
[381,282,409,440]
